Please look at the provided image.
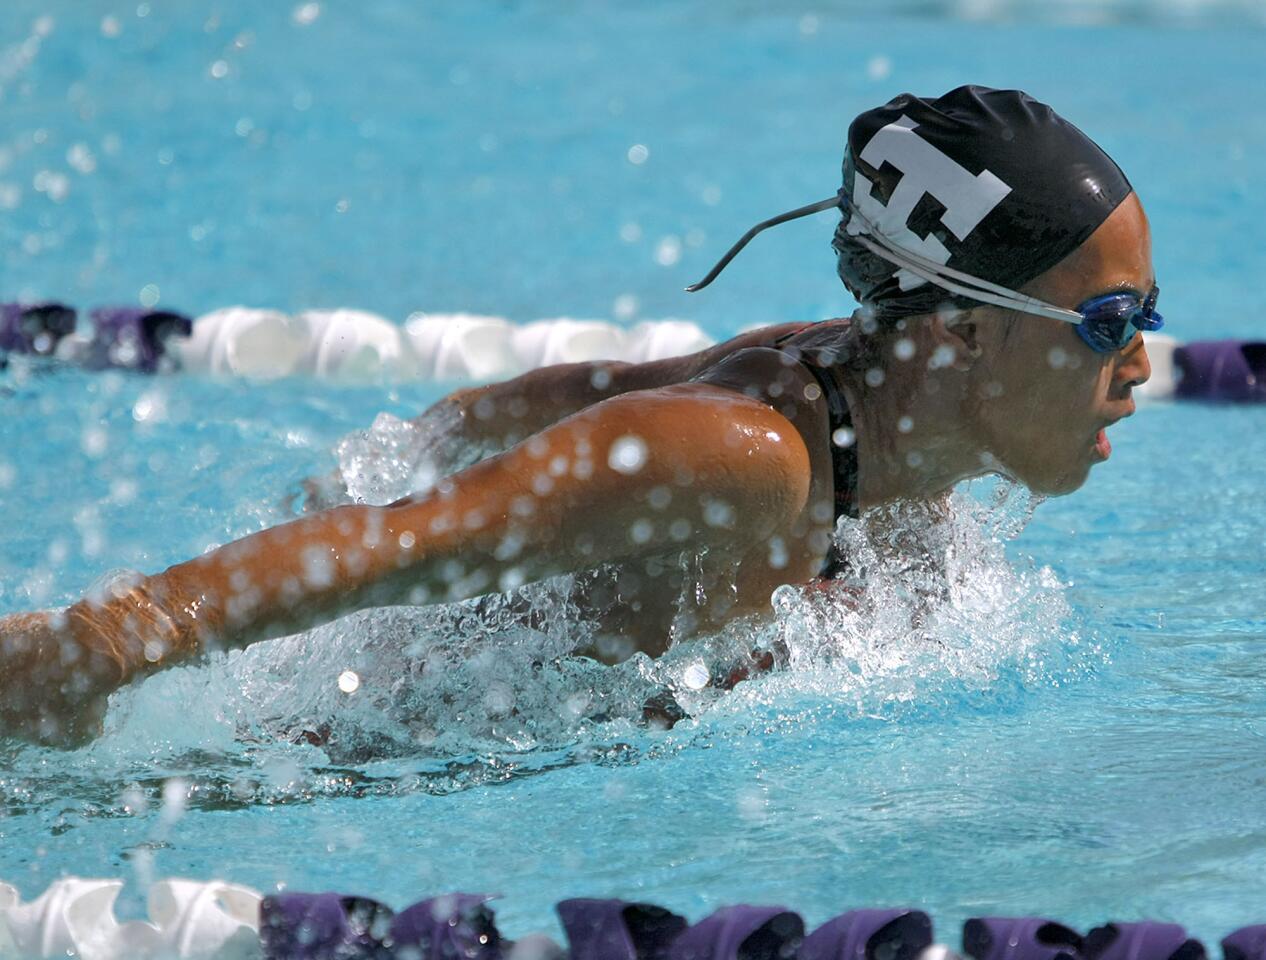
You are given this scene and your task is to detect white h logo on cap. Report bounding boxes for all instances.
[846,115,1012,291]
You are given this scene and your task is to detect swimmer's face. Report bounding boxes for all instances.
[971,192,1154,495]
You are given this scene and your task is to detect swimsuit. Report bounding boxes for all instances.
[692,321,860,576]
[770,325,859,578]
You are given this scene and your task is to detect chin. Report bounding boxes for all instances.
[1004,456,1092,498]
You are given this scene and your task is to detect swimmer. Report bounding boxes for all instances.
[0,86,1158,745]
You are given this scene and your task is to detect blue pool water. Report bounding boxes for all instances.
[3,0,1266,945]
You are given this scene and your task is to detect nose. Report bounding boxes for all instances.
[1115,333,1151,390]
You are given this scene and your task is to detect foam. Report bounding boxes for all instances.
[54,477,1091,801]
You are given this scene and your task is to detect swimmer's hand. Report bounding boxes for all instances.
[284,468,350,515]
[0,611,113,746]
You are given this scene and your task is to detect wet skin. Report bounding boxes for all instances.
[0,195,1153,745]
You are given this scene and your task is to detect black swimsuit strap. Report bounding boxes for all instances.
[771,329,859,577]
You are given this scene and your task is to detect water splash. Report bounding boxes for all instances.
[3,474,1096,814]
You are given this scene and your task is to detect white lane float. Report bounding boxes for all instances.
[624,319,713,362]
[403,312,521,381]
[293,308,415,382]
[5,303,724,382]
[1136,331,1179,401]
[511,318,628,368]
[0,877,260,960]
[171,307,308,379]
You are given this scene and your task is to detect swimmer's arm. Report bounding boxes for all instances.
[3,383,812,746]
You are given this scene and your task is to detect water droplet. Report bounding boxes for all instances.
[139,283,160,307]
[120,785,148,815]
[33,170,70,202]
[292,2,321,25]
[66,142,96,174]
[160,778,188,824]
[608,434,648,475]
[703,499,735,528]
[767,535,788,569]
[337,670,360,693]
[682,661,710,690]
[81,426,108,458]
[867,55,892,81]
[894,337,916,361]
[626,143,649,165]
[654,235,682,267]
[613,293,638,320]
[301,546,336,587]
[929,344,957,369]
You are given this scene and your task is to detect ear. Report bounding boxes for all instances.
[927,311,982,371]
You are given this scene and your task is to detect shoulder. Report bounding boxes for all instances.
[773,317,855,366]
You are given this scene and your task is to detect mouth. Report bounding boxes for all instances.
[1091,405,1133,463]
[1093,427,1112,461]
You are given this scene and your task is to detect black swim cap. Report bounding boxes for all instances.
[834,85,1132,322]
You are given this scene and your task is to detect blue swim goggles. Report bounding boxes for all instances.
[1069,284,1162,354]
[685,189,1164,354]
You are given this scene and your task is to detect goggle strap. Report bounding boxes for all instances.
[851,235,1083,324]
[687,191,1084,325]
[844,204,1084,323]
[684,195,843,292]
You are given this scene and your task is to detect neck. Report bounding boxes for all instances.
[836,359,988,508]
